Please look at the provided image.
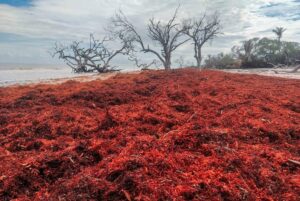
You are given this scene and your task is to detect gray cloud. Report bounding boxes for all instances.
[0,0,299,67]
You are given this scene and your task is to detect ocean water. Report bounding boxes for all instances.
[0,64,94,86]
[0,63,140,86]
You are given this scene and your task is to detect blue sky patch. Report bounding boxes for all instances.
[260,3,283,9]
[0,32,54,44]
[264,12,286,18]
[0,0,31,7]
[290,14,300,21]
[0,32,29,42]
[257,0,300,21]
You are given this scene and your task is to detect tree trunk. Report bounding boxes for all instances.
[278,38,281,54]
[164,55,171,70]
[195,46,202,67]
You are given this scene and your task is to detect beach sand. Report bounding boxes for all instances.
[223,68,300,80]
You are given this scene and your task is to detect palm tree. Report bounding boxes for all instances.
[272,27,286,42]
[272,27,286,52]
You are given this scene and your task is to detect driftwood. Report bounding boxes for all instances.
[288,159,300,166]
[291,65,300,73]
[268,63,288,69]
[268,62,300,73]
[291,59,300,72]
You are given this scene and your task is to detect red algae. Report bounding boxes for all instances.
[0,69,299,200]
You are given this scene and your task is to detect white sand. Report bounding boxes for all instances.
[222,68,300,79]
[1,67,299,87]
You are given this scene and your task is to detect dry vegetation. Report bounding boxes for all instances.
[0,69,299,200]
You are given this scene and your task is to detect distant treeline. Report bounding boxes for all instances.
[204,27,300,69]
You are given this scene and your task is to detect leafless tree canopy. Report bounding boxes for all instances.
[54,7,222,71]
[53,34,132,73]
[111,7,189,70]
[183,13,221,67]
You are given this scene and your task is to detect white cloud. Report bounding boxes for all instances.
[0,0,299,66]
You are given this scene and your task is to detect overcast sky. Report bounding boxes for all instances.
[0,0,300,68]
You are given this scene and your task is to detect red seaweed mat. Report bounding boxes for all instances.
[0,69,299,201]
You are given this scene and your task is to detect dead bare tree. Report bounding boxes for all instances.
[128,52,159,70]
[183,13,221,67]
[175,56,186,68]
[111,7,189,70]
[53,34,132,73]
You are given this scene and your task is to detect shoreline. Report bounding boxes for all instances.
[0,70,141,88]
[1,67,299,88]
[222,68,300,80]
